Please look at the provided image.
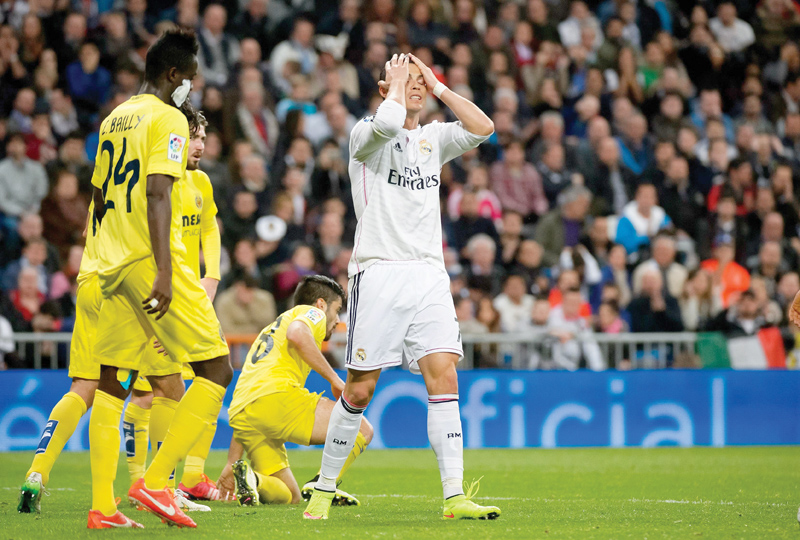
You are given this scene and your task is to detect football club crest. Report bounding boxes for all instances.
[195,194,202,209]
[356,348,367,363]
[419,139,432,155]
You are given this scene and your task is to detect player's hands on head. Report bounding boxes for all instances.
[379,53,410,91]
[143,273,172,320]
[408,53,439,91]
[216,463,236,502]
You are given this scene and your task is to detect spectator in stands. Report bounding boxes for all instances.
[3,266,45,332]
[221,190,258,253]
[558,1,601,49]
[596,300,628,334]
[270,16,317,93]
[238,154,271,214]
[311,211,347,274]
[451,189,500,255]
[493,274,534,333]
[628,267,684,333]
[536,185,592,268]
[691,88,735,142]
[2,238,50,294]
[233,0,287,59]
[25,108,57,163]
[658,155,705,240]
[464,234,505,296]
[221,236,273,292]
[632,234,688,299]
[234,83,279,163]
[651,92,694,144]
[455,295,488,335]
[7,87,35,135]
[546,287,605,370]
[679,268,723,332]
[66,41,110,128]
[40,169,88,261]
[215,272,277,336]
[273,243,317,307]
[748,241,786,298]
[536,142,580,209]
[703,289,766,337]
[0,132,48,222]
[746,211,799,270]
[197,4,240,87]
[709,2,755,54]
[587,136,637,216]
[46,131,92,190]
[701,233,751,308]
[489,140,548,220]
[615,113,652,176]
[612,183,672,262]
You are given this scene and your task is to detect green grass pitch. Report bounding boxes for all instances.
[2,447,799,539]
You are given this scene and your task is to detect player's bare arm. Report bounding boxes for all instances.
[143,173,174,320]
[92,187,105,224]
[287,321,345,399]
[217,436,244,501]
[408,53,494,137]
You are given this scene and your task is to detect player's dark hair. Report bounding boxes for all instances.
[294,275,345,308]
[145,28,198,83]
[179,100,208,137]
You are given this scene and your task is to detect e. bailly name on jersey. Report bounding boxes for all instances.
[387,166,439,190]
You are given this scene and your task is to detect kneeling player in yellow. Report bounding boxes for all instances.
[18,206,102,513]
[216,275,372,506]
[123,109,222,507]
[87,30,231,529]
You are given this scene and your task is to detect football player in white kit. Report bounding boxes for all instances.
[303,53,500,521]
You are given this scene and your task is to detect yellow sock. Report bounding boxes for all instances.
[89,390,124,516]
[27,391,87,486]
[149,396,179,489]
[254,472,292,504]
[338,432,368,480]
[181,420,217,488]
[122,402,150,483]
[143,378,225,490]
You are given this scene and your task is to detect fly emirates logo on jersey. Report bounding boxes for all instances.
[387,166,439,191]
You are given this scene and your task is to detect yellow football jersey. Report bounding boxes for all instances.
[90,94,189,295]
[179,169,218,280]
[77,200,99,286]
[229,305,327,419]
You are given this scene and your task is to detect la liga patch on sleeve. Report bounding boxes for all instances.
[168,133,187,163]
[303,308,324,324]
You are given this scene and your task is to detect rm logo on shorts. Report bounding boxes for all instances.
[168,133,186,162]
[355,348,366,363]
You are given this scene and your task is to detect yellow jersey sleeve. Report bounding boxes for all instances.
[198,172,221,280]
[294,307,327,346]
[147,105,189,179]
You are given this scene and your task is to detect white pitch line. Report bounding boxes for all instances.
[359,494,791,508]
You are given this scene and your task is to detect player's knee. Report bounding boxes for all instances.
[196,355,233,387]
[344,385,373,408]
[216,357,234,387]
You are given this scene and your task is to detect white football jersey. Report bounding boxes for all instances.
[347,99,490,277]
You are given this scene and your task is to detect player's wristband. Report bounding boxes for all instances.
[432,82,448,98]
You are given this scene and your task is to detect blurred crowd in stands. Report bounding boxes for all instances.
[3,0,800,369]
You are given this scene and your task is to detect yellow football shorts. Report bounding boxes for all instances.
[68,275,103,380]
[229,388,322,476]
[94,256,229,372]
[133,350,195,393]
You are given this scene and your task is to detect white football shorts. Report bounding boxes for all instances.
[345,260,463,374]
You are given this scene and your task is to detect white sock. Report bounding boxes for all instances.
[428,394,464,499]
[316,397,365,492]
